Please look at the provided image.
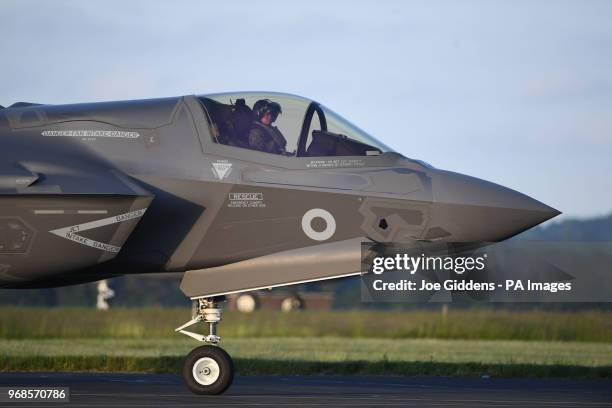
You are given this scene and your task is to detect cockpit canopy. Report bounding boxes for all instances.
[198,92,394,157]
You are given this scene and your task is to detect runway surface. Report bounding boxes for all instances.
[0,372,610,407]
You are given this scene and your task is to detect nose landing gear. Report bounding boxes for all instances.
[176,298,234,395]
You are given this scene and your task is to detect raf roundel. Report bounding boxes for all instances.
[301,208,336,241]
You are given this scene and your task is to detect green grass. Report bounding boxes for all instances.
[1,307,611,342]
[2,307,611,379]
[2,337,612,366]
[2,356,610,379]
[1,338,611,379]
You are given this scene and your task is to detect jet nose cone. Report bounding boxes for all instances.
[508,200,561,234]
[431,170,561,242]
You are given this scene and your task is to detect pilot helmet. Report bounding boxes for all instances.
[253,99,282,122]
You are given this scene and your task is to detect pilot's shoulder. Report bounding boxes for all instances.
[271,125,286,139]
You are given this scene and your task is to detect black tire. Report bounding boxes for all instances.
[182,345,234,395]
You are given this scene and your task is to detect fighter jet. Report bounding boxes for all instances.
[0,92,559,394]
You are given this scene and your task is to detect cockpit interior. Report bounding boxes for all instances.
[198,93,392,157]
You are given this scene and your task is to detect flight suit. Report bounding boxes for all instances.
[247,121,287,155]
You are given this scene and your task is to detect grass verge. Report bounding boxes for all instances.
[0,355,610,380]
[1,307,611,342]
[1,337,611,380]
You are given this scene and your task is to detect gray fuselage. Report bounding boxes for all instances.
[0,94,559,290]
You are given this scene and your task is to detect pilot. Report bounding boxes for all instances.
[247,99,288,155]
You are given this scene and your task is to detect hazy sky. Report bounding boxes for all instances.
[1,0,610,218]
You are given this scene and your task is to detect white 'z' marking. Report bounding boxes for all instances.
[49,208,147,253]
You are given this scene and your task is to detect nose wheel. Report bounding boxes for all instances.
[183,345,234,395]
[176,298,235,395]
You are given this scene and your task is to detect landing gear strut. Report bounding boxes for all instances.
[176,298,234,395]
